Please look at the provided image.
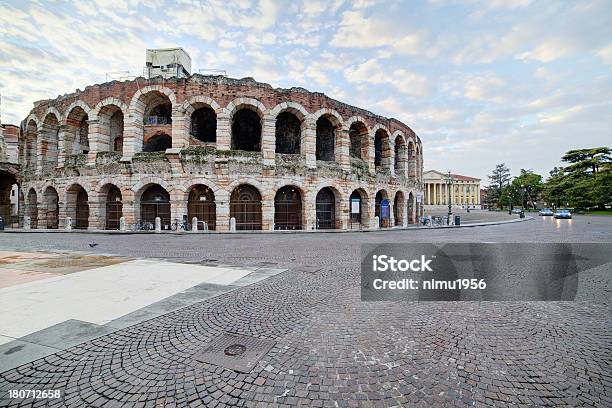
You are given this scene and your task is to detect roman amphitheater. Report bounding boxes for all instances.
[2,67,423,232]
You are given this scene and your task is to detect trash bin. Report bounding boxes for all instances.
[454,215,460,226]
[0,217,4,230]
[520,211,525,219]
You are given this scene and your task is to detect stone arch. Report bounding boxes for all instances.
[126,86,177,155]
[375,189,391,228]
[228,99,266,152]
[271,102,308,155]
[65,183,90,229]
[92,98,128,154]
[42,186,59,229]
[40,112,60,170]
[408,191,415,224]
[26,187,38,229]
[182,96,221,145]
[346,117,370,161]
[186,183,217,230]
[24,119,39,170]
[132,177,173,196]
[393,132,407,176]
[135,183,172,229]
[64,103,91,155]
[315,185,342,229]
[273,184,304,230]
[393,190,405,227]
[311,108,343,162]
[97,183,123,230]
[372,125,391,172]
[407,139,416,180]
[226,97,267,118]
[348,187,370,229]
[230,183,263,230]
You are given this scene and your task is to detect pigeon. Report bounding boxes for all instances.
[88,242,98,248]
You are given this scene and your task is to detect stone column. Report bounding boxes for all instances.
[388,139,395,177]
[302,120,316,169]
[338,128,350,171]
[304,194,316,230]
[88,198,104,230]
[261,114,275,167]
[122,111,143,161]
[216,197,230,232]
[171,198,188,227]
[86,119,101,165]
[367,132,375,173]
[261,194,274,231]
[171,107,188,149]
[216,110,231,151]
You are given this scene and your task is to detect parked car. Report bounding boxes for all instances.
[539,208,554,216]
[512,208,523,214]
[554,209,572,219]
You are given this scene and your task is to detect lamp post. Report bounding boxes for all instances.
[445,171,453,225]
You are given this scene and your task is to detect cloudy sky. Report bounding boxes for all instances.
[1,0,611,182]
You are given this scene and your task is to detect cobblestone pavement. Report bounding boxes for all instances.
[0,215,611,407]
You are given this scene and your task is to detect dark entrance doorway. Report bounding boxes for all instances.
[188,185,216,230]
[75,188,89,229]
[230,185,262,230]
[349,190,364,229]
[316,187,336,229]
[140,185,171,229]
[375,191,390,228]
[106,185,123,230]
[274,186,302,230]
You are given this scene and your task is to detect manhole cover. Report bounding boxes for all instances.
[224,344,246,356]
[196,333,275,373]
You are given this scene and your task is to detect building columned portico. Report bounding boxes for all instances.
[423,170,481,211]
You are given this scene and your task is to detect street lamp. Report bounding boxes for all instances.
[445,171,453,225]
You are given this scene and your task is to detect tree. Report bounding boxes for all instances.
[542,147,611,209]
[487,163,511,209]
[510,169,543,209]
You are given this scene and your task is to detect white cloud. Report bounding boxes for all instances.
[345,59,432,97]
[596,43,612,65]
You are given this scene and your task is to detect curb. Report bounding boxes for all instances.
[0,216,532,235]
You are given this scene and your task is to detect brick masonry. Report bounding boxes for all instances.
[15,75,424,231]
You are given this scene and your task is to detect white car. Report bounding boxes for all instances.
[539,208,553,216]
[554,209,572,219]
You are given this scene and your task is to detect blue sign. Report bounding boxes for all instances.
[381,199,390,219]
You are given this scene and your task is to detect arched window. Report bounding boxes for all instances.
[232,109,261,151]
[230,185,262,230]
[188,185,216,230]
[275,112,301,154]
[191,107,217,143]
[143,133,172,152]
[274,186,302,230]
[316,188,336,229]
[105,185,123,230]
[349,122,368,160]
[140,185,171,229]
[316,116,335,161]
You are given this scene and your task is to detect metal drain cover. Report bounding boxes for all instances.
[196,333,275,373]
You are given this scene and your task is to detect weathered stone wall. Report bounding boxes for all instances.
[17,75,425,231]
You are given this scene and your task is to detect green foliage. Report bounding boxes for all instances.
[486,163,511,208]
[542,147,611,209]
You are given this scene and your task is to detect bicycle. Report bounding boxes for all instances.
[171,219,191,232]
[134,221,154,231]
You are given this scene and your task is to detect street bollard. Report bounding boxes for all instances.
[119,217,126,231]
[374,216,380,229]
[154,217,161,233]
[0,216,4,231]
[229,217,236,232]
[24,216,31,230]
[191,217,198,233]
[203,222,209,232]
[65,217,72,230]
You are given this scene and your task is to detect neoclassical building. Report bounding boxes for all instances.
[423,170,481,210]
[9,72,424,232]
